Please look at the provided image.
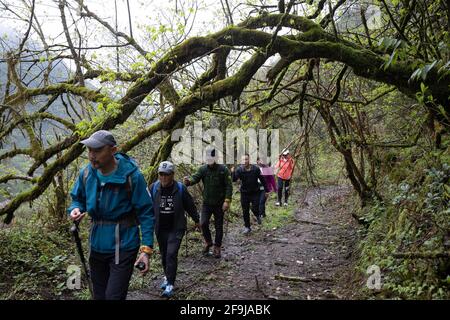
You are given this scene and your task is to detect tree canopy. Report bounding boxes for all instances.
[0,0,449,223]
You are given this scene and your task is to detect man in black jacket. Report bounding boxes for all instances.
[149,161,200,298]
[232,154,269,234]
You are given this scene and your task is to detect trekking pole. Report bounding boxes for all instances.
[225,213,229,238]
[70,219,94,299]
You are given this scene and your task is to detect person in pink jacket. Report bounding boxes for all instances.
[274,149,295,206]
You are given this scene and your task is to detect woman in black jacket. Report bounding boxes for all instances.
[149,161,200,298]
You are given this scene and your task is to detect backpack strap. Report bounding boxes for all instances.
[124,175,132,200]
[148,182,154,200]
[82,166,135,265]
[149,180,183,199]
[149,181,160,200]
[82,166,133,200]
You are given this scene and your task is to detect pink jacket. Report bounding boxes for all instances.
[258,165,277,192]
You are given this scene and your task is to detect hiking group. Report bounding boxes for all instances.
[68,130,295,300]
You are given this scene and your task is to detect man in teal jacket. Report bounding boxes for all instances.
[183,147,232,258]
[68,130,154,300]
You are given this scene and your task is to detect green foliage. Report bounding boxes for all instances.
[378,37,407,71]
[0,217,78,299]
[262,197,296,230]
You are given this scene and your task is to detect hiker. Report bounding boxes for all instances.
[68,130,154,300]
[274,149,295,206]
[232,154,269,234]
[257,157,277,217]
[149,161,200,298]
[183,147,232,258]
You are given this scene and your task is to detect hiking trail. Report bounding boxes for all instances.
[128,185,362,300]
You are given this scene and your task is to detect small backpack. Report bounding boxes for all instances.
[149,180,183,200]
[82,166,133,200]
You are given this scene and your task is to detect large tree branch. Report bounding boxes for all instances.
[4,83,109,107]
[1,13,449,223]
[58,0,84,86]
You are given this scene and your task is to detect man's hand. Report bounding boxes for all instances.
[70,208,86,222]
[183,176,191,186]
[134,252,150,274]
[231,166,235,173]
[265,192,269,199]
[222,201,230,212]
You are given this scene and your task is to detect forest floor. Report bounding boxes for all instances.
[128,184,366,300]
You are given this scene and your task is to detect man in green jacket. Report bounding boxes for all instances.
[183,148,232,258]
[68,130,154,300]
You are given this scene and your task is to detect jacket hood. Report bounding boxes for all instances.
[88,152,138,184]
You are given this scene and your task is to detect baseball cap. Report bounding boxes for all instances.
[158,161,175,174]
[282,149,290,155]
[81,130,117,148]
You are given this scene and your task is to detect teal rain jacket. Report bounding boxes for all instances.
[68,153,154,254]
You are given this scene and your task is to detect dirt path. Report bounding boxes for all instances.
[128,185,362,300]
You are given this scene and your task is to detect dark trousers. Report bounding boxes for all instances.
[277,177,291,203]
[156,229,183,285]
[201,204,224,247]
[241,192,260,228]
[89,248,138,300]
[259,190,267,217]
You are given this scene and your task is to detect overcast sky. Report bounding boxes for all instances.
[1,0,232,45]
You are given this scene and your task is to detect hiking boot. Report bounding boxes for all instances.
[243,227,251,234]
[283,202,288,207]
[257,215,262,225]
[202,242,212,256]
[213,246,221,258]
[160,276,168,290]
[275,202,280,206]
[161,284,174,298]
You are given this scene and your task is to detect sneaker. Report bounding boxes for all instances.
[161,284,174,298]
[275,202,280,206]
[160,276,168,290]
[243,227,251,234]
[256,215,262,225]
[213,245,221,258]
[202,243,212,256]
[283,202,288,207]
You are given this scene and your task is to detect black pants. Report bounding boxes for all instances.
[89,248,138,300]
[259,190,267,217]
[277,177,290,203]
[201,204,224,247]
[241,192,260,228]
[156,229,183,285]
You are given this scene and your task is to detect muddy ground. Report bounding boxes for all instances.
[128,185,365,300]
